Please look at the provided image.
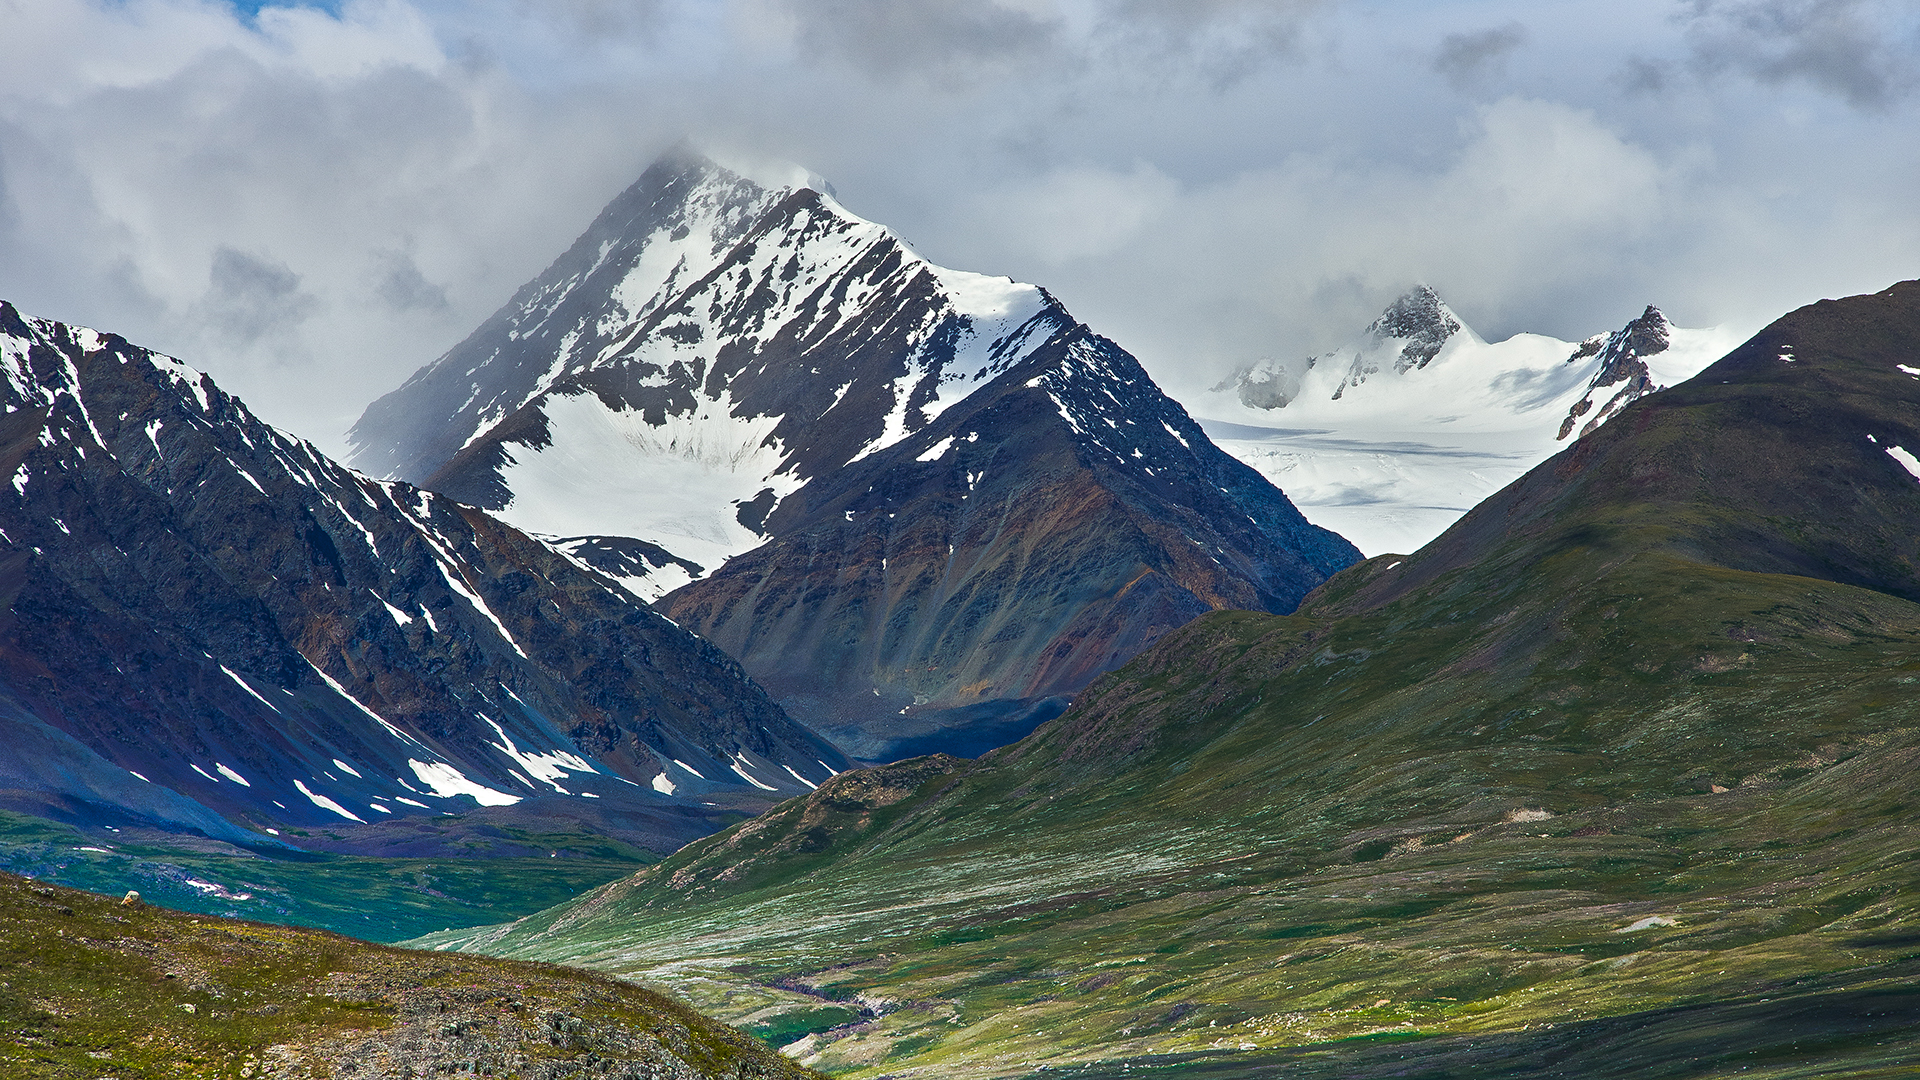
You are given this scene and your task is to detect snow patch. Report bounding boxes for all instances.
[729,753,778,791]
[214,763,251,787]
[1886,446,1920,482]
[220,666,281,713]
[408,759,522,806]
[493,389,800,573]
[294,780,366,822]
[1615,915,1677,933]
[916,436,955,462]
[374,592,414,626]
[651,772,677,795]
[306,659,425,747]
[482,716,595,792]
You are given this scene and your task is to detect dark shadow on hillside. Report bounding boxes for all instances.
[1039,967,1920,1079]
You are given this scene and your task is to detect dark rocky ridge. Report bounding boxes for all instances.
[1368,283,1462,372]
[0,301,848,851]
[659,328,1358,757]
[1556,304,1672,441]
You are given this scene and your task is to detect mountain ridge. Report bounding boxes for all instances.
[349,150,1359,759]
[0,300,847,855]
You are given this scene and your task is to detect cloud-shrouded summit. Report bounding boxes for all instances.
[0,0,1916,452]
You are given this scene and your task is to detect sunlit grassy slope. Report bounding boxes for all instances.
[417,282,1920,1078]
[0,870,823,1080]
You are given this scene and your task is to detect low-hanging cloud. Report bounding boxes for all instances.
[200,246,319,348]
[1681,0,1919,107]
[1433,23,1527,89]
[742,0,1061,83]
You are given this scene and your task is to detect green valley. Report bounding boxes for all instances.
[415,282,1920,1077]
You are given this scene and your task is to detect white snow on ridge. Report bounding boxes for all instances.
[729,752,779,791]
[482,716,595,792]
[295,779,365,822]
[1887,445,1920,482]
[408,759,522,806]
[220,665,280,713]
[1190,318,1746,556]
[495,390,801,573]
[305,658,426,748]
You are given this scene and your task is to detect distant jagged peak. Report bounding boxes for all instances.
[1555,304,1676,442]
[1365,283,1468,374]
[1212,284,1477,411]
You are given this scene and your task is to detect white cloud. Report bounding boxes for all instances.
[968,162,1178,264]
[0,0,1914,450]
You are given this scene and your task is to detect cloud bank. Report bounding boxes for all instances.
[0,0,1915,445]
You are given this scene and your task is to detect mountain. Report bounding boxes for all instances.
[425,281,1920,1078]
[0,301,849,856]
[1196,285,1744,556]
[0,870,824,1080]
[349,150,1359,759]
[347,146,1074,592]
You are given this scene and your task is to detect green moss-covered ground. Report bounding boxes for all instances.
[0,870,823,1079]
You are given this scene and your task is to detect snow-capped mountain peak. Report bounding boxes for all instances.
[352,151,1073,594]
[1195,289,1745,557]
[1555,304,1673,441]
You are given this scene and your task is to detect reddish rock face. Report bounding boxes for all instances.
[660,330,1359,759]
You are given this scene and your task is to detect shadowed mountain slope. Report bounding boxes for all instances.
[423,281,1920,1078]
[658,328,1356,756]
[0,302,847,855]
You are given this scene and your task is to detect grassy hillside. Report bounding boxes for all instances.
[0,869,824,1079]
[415,282,1920,1078]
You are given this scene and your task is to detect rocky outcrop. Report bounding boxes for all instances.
[1556,305,1672,441]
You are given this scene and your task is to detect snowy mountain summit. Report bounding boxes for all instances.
[352,148,1358,760]
[1557,304,1674,441]
[350,146,1071,599]
[1199,287,1743,557]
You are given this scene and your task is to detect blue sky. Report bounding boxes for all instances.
[227,0,342,14]
[1,0,1916,446]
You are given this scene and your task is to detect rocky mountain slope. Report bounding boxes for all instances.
[349,150,1358,759]
[425,280,1920,1078]
[0,870,822,1080]
[0,301,848,856]
[1198,286,1744,556]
